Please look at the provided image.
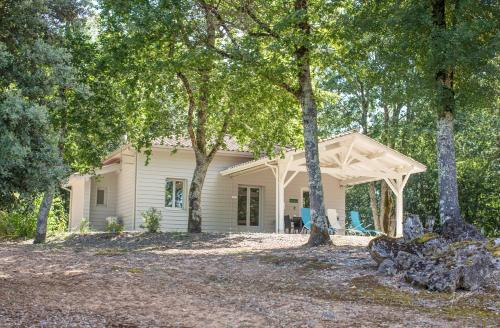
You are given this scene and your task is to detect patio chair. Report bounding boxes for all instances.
[326,209,338,235]
[284,215,292,234]
[292,216,302,233]
[300,208,311,233]
[348,211,381,236]
[325,216,336,235]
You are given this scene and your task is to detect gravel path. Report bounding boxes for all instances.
[0,233,498,327]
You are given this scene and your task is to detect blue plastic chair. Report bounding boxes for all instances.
[349,211,381,236]
[300,208,311,233]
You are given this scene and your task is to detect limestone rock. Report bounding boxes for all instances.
[378,259,397,276]
[394,251,419,271]
[405,242,495,292]
[369,215,495,292]
[403,215,424,241]
[368,235,407,265]
[442,219,485,242]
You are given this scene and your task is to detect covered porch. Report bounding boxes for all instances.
[221,131,426,237]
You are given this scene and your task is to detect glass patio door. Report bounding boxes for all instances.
[237,186,261,230]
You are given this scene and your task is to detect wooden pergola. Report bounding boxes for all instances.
[220,130,426,237]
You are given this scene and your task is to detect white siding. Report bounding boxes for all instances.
[116,150,137,230]
[83,178,91,221]
[89,173,118,231]
[283,172,346,233]
[68,177,85,231]
[73,147,347,233]
[135,149,250,232]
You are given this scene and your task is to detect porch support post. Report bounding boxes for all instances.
[385,174,411,237]
[265,163,279,233]
[395,188,403,237]
[276,158,292,233]
[277,172,285,233]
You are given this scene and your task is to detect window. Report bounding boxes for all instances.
[165,178,185,209]
[302,189,310,208]
[237,186,261,227]
[96,189,106,206]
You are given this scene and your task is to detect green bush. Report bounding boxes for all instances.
[0,194,68,239]
[79,218,90,234]
[105,216,123,233]
[0,208,37,238]
[47,196,68,235]
[140,207,162,233]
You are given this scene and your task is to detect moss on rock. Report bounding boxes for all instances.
[412,233,439,244]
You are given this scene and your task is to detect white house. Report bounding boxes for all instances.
[66,131,426,236]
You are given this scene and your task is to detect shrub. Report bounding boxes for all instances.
[105,216,123,233]
[79,218,90,234]
[0,194,68,239]
[140,207,162,233]
[47,196,68,235]
[0,208,36,238]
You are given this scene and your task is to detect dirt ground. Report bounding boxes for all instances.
[0,233,498,328]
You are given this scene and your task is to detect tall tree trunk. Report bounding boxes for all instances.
[437,112,460,222]
[188,156,210,233]
[34,187,54,244]
[432,0,461,223]
[384,190,396,237]
[294,0,330,246]
[379,181,388,233]
[177,7,234,232]
[34,88,67,244]
[368,182,381,231]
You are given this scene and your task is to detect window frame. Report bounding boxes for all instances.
[165,178,187,210]
[96,187,107,207]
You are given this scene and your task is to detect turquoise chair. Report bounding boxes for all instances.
[349,211,381,236]
[300,208,311,233]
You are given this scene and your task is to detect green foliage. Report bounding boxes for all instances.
[320,0,499,237]
[79,218,91,234]
[0,92,66,209]
[140,208,162,233]
[97,0,303,158]
[105,217,123,234]
[0,194,68,238]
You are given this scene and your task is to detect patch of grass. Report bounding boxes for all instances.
[441,304,499,320]
[303,275,499,321]
[127,267,143,274]
[259,254,335,273]
[94,248,128,256]
[224,248,250,255]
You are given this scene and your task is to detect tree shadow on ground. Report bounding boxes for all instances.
[53,232,264,251]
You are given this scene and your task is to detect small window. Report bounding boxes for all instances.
[165,178,185,209]
[96,189,106,206]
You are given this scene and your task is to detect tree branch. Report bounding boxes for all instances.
[176,72,197,148]
[208,106,236,160]
[240,3,279,39]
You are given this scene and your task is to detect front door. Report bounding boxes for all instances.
[237,186,262,231]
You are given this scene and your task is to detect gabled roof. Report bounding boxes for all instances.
[152,135,251,153]
[101,135,252,166]
[220,131,427,186]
